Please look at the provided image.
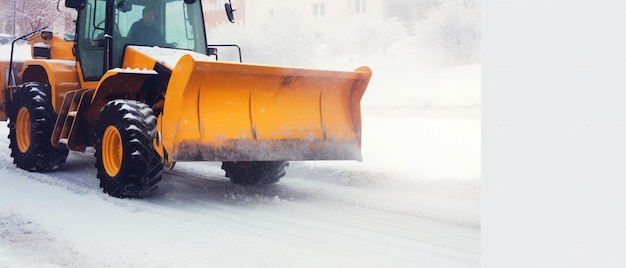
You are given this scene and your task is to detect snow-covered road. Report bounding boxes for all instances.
[0,108,480,267]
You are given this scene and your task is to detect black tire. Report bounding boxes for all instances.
[221,161,289,185]
[95,100,163,198]
[7,82,69,172]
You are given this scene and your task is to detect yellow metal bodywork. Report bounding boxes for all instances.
[51,68,155,151]
[153,53,371,162]
[2,36,371,164]
[21,59,81,113]
[29,34,75,61]
[1,33,80,120]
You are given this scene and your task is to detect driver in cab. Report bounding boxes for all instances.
[128,7,174,47]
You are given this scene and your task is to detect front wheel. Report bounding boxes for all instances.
[95,100,163,198]
[221,161,289,185]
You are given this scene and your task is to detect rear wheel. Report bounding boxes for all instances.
[95,100,163,198]
[7,82,68,172]
[221,161,289,185]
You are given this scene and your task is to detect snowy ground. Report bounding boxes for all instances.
[0,97,480,268]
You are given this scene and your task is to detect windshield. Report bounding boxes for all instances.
[115,0,207,53]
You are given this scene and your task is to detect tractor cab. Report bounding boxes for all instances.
[70,0,208,81]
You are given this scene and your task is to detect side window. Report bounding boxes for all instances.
[165,1,193,48]
[163,0,206,52]
[92,2,106,38]
[77,0,107,81]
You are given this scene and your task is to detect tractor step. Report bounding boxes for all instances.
[51,88,94,151]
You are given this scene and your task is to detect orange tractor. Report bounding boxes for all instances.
[0,0,371,198]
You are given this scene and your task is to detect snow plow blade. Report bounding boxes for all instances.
[158,54,371,162]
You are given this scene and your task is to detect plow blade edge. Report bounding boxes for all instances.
[159,54,371,162]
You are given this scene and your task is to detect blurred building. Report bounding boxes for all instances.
[203,0,443,32]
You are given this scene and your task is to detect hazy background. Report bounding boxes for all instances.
[206,0,481,108]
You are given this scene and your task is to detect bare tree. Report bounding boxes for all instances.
[0,0,76,36]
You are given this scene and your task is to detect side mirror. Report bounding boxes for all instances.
[65,0,86,9]
[225,1,235,23]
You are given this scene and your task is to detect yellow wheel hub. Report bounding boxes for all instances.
[102,126,123,177]
[16,107,31,153]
